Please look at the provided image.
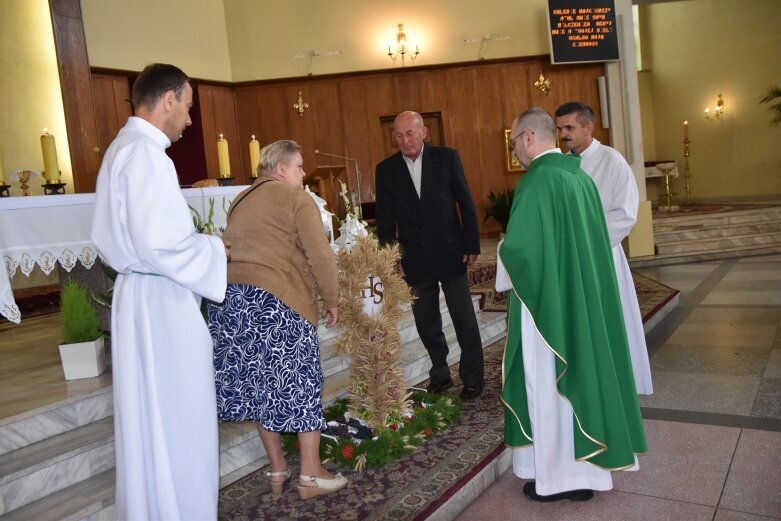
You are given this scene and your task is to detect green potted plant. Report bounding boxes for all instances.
[484,189,514,235]
[59,279,106,380]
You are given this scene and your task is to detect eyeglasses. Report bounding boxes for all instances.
[508,129,534,148]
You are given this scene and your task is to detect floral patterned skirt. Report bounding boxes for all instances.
[208,283,326,432]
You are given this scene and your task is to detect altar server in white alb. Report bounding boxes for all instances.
[91,63,229,521]
[556,101,653,394]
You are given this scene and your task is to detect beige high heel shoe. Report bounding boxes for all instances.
[297,473,348,500]
[266,468,291,496]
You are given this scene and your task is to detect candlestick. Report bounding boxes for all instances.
[249,135,260,177]
[40,129,61,182]
[217,133,231,178]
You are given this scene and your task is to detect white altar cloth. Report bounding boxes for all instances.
[0,185,246,323]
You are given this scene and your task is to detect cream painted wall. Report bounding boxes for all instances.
[81,0,232,81]
[643,0,781,200]
[0,0,73,195]
[222,0,550,81]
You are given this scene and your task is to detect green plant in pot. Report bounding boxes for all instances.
[484,189,514,234]
[59,279,106,380]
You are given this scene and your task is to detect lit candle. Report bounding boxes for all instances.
[249,135,260,177]
[217,133,231,178]
[0,149,5,184]
[683,120,688,140]
[40,129,60,182]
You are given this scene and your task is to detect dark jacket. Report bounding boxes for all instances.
[375,145,480,285]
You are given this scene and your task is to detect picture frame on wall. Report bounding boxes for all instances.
[504,129,524,172]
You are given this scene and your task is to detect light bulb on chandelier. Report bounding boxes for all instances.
[387,23,419,65]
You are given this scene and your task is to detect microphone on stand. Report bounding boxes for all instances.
[313,149,363,220]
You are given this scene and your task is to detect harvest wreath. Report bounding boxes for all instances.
[282,391,462,471]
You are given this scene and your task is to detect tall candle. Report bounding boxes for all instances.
[40,129,60,182]
[249,135,260,177]
[683,120,689,140]
[0,149,5,184]
[217,134,231,178]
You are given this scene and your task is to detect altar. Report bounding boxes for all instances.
[0,185,246,323]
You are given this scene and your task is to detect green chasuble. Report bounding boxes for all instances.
[500,152,647,470]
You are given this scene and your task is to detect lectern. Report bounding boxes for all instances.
[305,165,346,216]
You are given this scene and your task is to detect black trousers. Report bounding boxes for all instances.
[411,271,484,388]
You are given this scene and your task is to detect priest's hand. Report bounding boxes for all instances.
[463,254,478,266]
[324,307,339,328]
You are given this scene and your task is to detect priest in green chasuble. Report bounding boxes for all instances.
[499,108,647,502]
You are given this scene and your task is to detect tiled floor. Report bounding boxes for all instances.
[455,254,781,521]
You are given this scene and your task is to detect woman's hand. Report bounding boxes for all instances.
[324,307,339,328]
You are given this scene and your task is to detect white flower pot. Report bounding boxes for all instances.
[58,337,106,380]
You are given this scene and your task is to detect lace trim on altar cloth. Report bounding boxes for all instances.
[1,302,21,323]
[3,245,99,277]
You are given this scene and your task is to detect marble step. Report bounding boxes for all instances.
[629,243,781,268]
[0,417,114,516]
[653,220,781,244]
[0,469,113,521]
[652,207,781,231]
[1,304,505,520]
[655,229,781,255]
[0,388,113,458]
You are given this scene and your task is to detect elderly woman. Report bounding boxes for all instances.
[208,139,347,500]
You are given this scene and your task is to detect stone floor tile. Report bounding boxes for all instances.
[683,307,781,327]
[715,509,781,521]
[703,291,781,306]
[651,344,769,376]
[454,470,716,521]
[720,429,781,518]
[715,280,781,291]
[666,323,775,349]
[765,350,781,378]
[612,419,738,506]
[751,378,781,419]
[722,270,781,282]
[639,372,760,415]
[737,254,781,263]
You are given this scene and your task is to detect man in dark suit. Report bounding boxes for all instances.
[375,111,484,400]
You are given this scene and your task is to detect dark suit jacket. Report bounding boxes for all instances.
[375,145,480,285]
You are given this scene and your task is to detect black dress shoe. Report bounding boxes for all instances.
[523,481,593,502]
[459,382,484,401]
[426,380,454,394]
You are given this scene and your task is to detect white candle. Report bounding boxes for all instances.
[40,129,60,182]
[217,134,231,178]
[0,149,5,184]
[683,120,688,140]
[249,135,260,177]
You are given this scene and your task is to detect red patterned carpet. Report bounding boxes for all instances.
[217,270,679,520]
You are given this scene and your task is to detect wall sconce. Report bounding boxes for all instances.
[704,94,725,120]
[387,23,419,65]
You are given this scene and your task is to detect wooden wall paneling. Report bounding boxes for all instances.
[526,62,561,116]
[234,87,263,178]
[309,81,344,165]
[284,85,317,173]
[418,70,450,139]
[50,0,101,193]
[443,67,484,225]
[471,65,509,235]
[199,85,243,184]
[499,62,532,190]
[198,86,218,181]
[391,71,422,116]
[360,76,395,187]
[336,79,374,202]
[579,64,610,145]
[91,74,131,162]
[253,86,292,149]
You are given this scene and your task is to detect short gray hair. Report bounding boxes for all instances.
[259,140,300,175]
[514,108,557,145]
